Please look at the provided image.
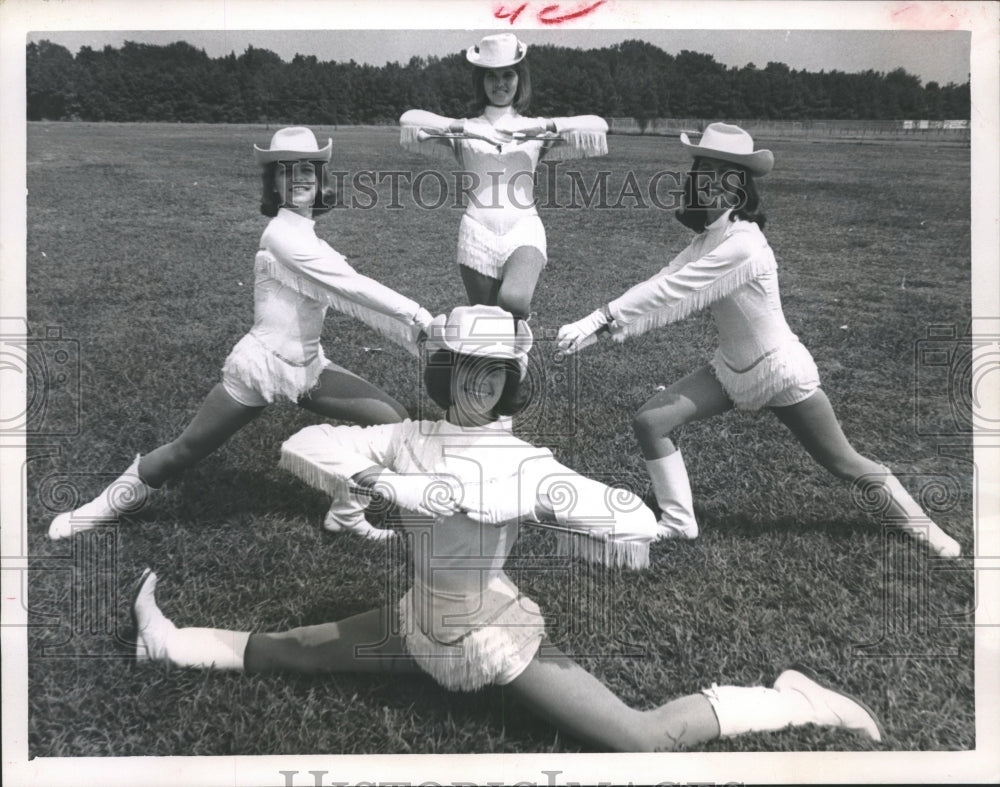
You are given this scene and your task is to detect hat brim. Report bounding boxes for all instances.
[466,43,528,69]
[254,139,333,165]
[423,314,533,360]
[679,133,774,177]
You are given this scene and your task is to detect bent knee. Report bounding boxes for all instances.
[497,290,532,321]
[632,408,682,440]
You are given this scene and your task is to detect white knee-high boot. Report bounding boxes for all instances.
[703,668,883,742]
[645,451,699,540]
[134,570,249,670]
[48,454,151,540]
[879,470,960,558]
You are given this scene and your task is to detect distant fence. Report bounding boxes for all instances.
[608,117,970,142]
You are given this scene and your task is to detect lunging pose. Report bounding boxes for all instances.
[50,127,433,542]
[558,123,960,557]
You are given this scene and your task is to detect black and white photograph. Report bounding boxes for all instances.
[2,1,998,784]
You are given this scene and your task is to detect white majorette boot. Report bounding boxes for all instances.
[880,471,961,558]
[48,454,150,540]
[133,568,249,670]
[645,450,699,540]
[323,497,396,541]
[703,666,883,742]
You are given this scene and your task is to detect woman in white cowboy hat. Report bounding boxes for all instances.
[49,127,434,542]
[558,122,960,557]
[398,33,608,323]
[130,305,883,752]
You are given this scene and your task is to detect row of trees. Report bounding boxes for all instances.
[27,38,970,124]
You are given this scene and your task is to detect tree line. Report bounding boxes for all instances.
[27,38,969,124]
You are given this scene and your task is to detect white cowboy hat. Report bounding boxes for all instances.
[680,122,774,176]
[425,305,532,372]
[466,33,528,68]
[254,126,332,164]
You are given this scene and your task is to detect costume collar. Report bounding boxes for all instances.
[705,209,734,232]
[437,416,511,436]
[276,207,316,229]
[483,104,516,124]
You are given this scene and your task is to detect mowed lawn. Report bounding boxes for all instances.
[25,122,974,756]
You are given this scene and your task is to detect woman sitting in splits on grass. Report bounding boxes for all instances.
[50,126,433,543]
[557,122,960,558]
[399,33,608,323]
[132,305,883,752]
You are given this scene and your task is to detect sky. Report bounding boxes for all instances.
[28,28,971,86]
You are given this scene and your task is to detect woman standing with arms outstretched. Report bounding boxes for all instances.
[399,33,608,322]
[558,123,960,557]
[49,127,432,542]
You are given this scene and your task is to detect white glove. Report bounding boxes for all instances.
[370,472,463,518]
[557,308,609,354]
[460,477,533,526]
[411,306,434,344]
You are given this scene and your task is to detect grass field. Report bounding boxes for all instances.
[24,122,974,757]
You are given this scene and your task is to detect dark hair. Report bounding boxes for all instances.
[423,349,530,417]
[259,160,337,217]
[468,60,532,115]
[723,164,767,229]
[677,158,766,231]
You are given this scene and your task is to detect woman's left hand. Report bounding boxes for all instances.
[459,478,531,525]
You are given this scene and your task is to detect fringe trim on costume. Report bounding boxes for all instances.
[710,340,820,411]
[400,591,545,692]
[399,125,459,163]
[543,130,608,161]
[555,531,650,570]
[456,227,503,279]
[611,253,776,342]
[456,215,547,279]
[221,334,327,404]
[277,444,352,501]
[257,252,420,356]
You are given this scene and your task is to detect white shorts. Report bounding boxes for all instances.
[764,380,821,408]
[711,340,820,411]
[456,213,547,279]
[399,587,545,692]
[221,333,330,407]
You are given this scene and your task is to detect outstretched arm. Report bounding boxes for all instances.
[399,109,467,157]
[539,115,609,159]
[260,227,432,353]
[606,228,772,340]
[558,226,774,352]
[399,108,462,134]
[532,458,658,569]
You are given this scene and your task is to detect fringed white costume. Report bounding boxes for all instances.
[607,210,820,410]
[280,417,657,690]
[221,208,426,405]
[400,106,608,278]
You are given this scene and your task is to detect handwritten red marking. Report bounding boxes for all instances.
[537,0,607,25]
[888,2,961,29]
[495,3,529,24]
